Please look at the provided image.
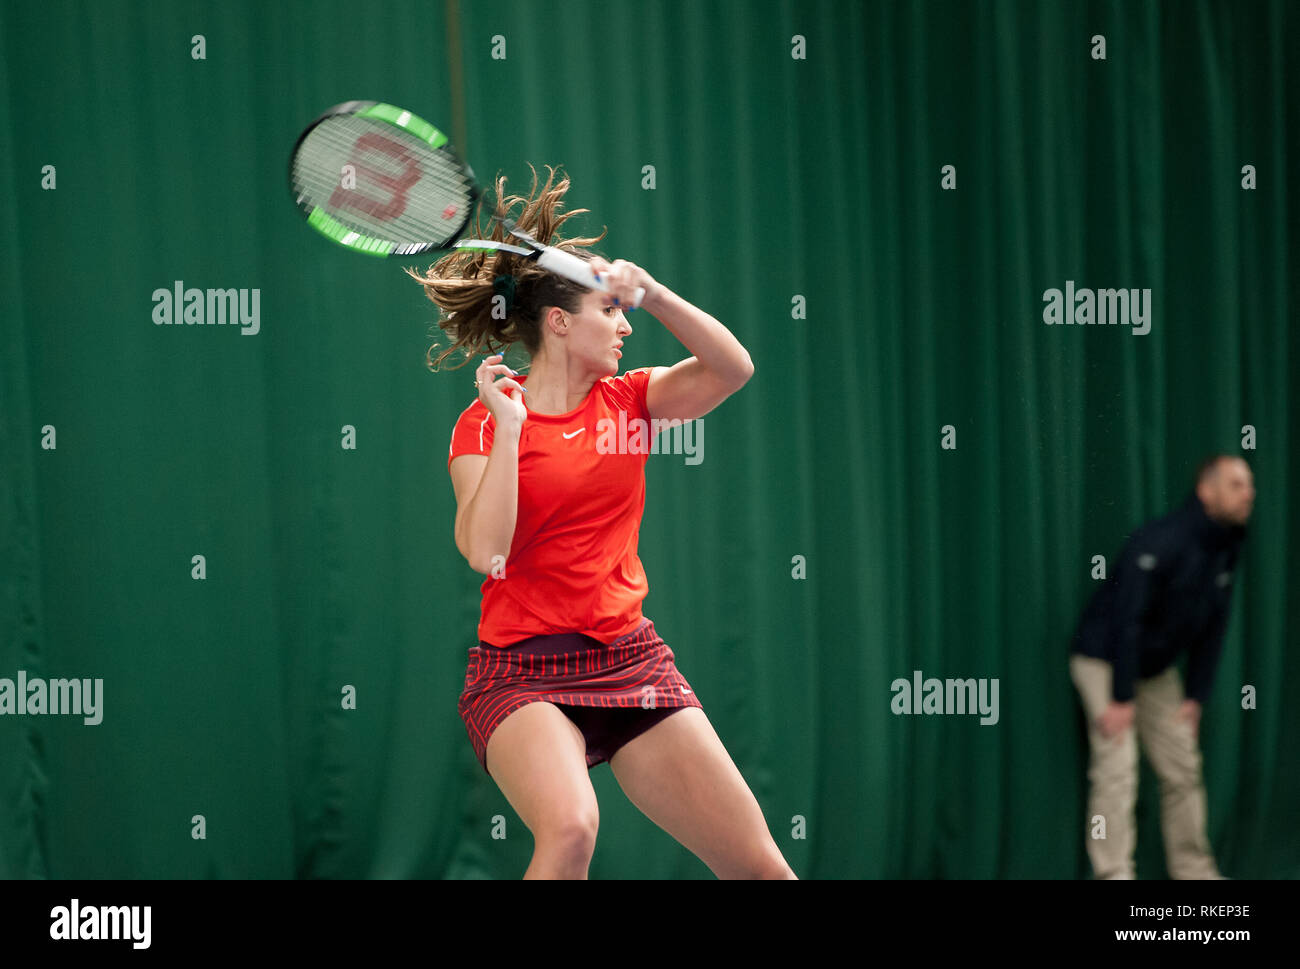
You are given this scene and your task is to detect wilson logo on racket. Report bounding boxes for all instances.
[327,132,421,221]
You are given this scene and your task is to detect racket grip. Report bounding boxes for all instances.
[536,247,645,308]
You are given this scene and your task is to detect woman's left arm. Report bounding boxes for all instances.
[593,257,754,423]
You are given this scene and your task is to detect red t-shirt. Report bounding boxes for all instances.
[447,367,656,646]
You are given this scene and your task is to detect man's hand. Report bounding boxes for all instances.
[1097,700,1136,738]
[1177,699,1202,739]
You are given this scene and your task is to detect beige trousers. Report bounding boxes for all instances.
[1069,654,1222,879]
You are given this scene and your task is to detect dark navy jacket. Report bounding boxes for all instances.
[1072,493,1246,704]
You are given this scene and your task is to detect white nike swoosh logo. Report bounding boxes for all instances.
[680,687,692,694]
[562,428,586,439]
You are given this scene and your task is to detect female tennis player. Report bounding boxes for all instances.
[409,167,796,880]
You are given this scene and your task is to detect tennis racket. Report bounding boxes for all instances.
[287,100,643,307]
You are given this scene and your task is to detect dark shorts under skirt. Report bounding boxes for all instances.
[458,617,704,776]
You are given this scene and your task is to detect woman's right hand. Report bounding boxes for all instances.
[476,353,526,433]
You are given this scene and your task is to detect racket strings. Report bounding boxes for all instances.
[291,115,475,247]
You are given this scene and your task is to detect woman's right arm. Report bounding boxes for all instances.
[450,354,527,574]
[451,424,521,574]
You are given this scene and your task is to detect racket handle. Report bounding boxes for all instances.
[536,247,645,308]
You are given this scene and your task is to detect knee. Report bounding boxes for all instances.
[1093,758,1138,795]
[1092,735,1139,782]
[1153,745,1204,791]
[760,856,798,880]
[535,806,599,867]
[1158,763,1204,794]
[726,842,796,880]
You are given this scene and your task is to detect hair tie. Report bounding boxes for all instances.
[492,273,516,313]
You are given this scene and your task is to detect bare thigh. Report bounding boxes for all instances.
[485,701,598,837]
[610,707,794,878]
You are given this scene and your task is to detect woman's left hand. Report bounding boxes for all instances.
[588,256,661,311]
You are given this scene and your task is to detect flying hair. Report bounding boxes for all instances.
[406,165,606,371]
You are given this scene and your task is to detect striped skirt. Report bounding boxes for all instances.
[458,617,704,776]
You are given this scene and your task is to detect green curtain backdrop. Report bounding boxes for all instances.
[2,0,1296,879]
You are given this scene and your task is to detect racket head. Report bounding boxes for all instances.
[288,100,480,257]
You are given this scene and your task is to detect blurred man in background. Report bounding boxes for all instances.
[1070,455,1253,879]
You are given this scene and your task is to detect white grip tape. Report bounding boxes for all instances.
[536,247,645,308]
[536,246,599,290]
